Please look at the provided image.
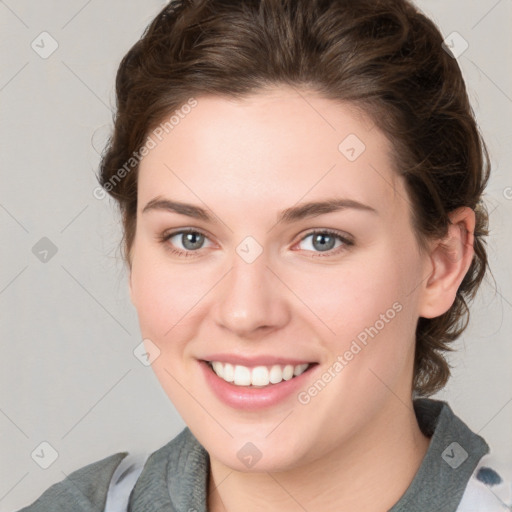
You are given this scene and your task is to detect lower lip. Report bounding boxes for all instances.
[199,360,317,410]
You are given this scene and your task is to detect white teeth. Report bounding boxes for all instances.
[209,361,311,387]
[233,365,251,386]
[269,364,283,384]
[251,366,269,386]
[282,364,294,381]
[223,363,234,382]
[294,363,309,376]
[212,361,224,378]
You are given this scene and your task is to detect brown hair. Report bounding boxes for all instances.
[99,0,490,396]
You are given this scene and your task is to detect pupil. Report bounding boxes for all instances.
[314,233,335,251]
[183,232,203,250]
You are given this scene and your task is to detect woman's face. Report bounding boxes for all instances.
[130,86,431,471]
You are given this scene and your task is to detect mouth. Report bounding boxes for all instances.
[203,360,318,388]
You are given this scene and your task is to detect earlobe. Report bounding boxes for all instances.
[419,207,475,319]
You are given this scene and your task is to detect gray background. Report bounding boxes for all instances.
[1,1,511,510]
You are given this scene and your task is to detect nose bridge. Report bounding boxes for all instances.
[213,244,289,335]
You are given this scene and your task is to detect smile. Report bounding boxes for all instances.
[206,361,311,387]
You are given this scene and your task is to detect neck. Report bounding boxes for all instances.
[208,398,430,512]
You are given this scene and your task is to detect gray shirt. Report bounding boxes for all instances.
[18,398,499,512]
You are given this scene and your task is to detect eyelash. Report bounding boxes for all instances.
[158,228,354,259]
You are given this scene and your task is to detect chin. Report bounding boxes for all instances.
[204,432,312,473]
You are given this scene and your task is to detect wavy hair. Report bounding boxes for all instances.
[99,0,491,396]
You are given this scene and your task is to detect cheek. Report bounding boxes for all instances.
[130,250,207,404]
[343,249,421,376]
[303,251,412,337]
[130,225,422,349]
[314,244,421,378]
[130,246,202,341]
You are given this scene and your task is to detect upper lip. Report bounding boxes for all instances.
[200,354,317,367]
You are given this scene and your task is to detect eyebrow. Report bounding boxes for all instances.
[142,197,378,224]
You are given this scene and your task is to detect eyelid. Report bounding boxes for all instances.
[293,228,354,257]
[298,228,353,244]
[161,227,210,239]
[160,226,354,258]
[160,227,214,247]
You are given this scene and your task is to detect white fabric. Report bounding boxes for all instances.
[104,453,149,512]
[102,449,512,511]
[456,454,512,511]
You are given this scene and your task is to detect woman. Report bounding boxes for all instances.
[18,0,510,510]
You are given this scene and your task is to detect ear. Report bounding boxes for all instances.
[418,207,475,319]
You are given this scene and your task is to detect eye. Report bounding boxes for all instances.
[160,229,213,257]
[159,228,353,258]
[296,229,353,257]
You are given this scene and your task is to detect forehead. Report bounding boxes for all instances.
[137,86,408,221]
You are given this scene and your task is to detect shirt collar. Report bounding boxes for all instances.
[389,398,489,511]
[130,398,488,512]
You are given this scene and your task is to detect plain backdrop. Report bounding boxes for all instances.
[1,1,511,510]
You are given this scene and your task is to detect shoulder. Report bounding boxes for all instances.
[15,428,197,512]
[16,451,128,512]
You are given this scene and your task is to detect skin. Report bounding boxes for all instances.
[129,85,475,511]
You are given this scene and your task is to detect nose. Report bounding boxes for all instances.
[212,250,291,338]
